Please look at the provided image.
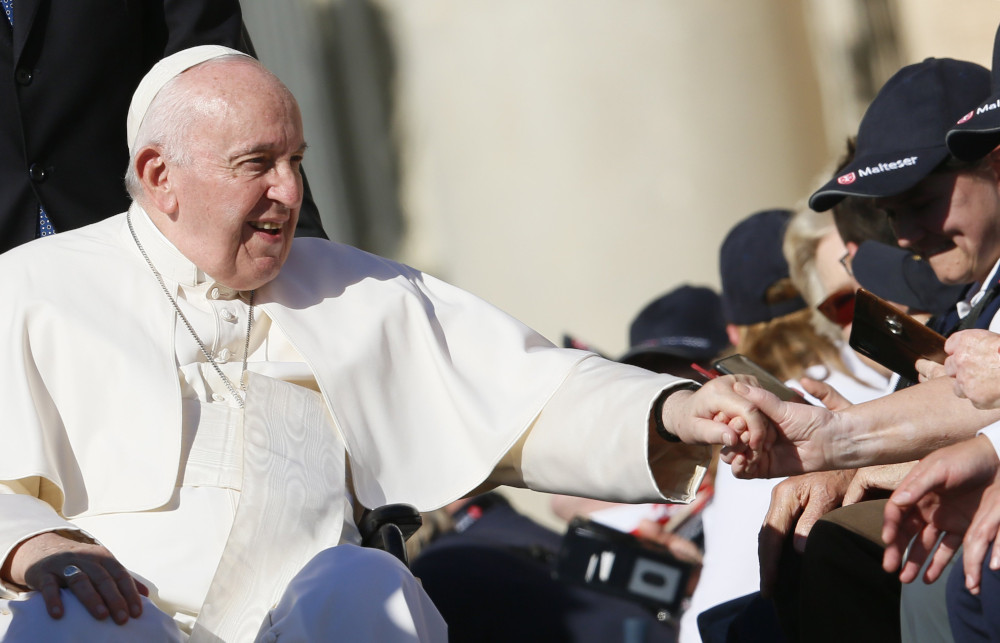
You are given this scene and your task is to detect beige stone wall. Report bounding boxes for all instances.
[894,0,1000,65]
[382,1,830,360]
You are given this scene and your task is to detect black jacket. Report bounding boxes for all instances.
[0,0,325,254]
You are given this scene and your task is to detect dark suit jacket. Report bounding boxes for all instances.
[0,0,325,254]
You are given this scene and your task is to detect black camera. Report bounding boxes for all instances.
[554,517,694,620]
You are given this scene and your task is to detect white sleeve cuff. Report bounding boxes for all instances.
[977,420,1000,457]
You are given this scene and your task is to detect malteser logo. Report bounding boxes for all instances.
[959,100,1000,124]
[855,156,919,178]
[976,99,1000,117]
[837,172,856,185]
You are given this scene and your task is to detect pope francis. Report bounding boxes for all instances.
[0,46,773,642]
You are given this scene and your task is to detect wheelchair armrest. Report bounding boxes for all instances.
[359,504,423,567]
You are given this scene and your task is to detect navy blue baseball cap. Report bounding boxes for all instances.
[618,285,729,363]
[947,24,1000,160]
[719,209,807,325]
[810,58,991,212]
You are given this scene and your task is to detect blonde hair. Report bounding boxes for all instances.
[732,308,848,382]
[783,207,843,343]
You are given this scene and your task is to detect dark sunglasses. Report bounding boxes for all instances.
[817,288,856,327]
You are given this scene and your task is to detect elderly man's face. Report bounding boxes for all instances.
[165,63,305,291]
[880,168,1000,286]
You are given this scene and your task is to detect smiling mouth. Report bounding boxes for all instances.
[249,221,283,235]
[915,241,956,257]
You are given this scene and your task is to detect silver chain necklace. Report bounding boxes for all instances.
[127,211,254,409]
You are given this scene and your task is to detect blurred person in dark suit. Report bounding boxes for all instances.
[0,0,325,252]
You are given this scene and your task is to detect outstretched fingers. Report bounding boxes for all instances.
[962,490,1000,593]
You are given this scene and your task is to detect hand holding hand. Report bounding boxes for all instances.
[660,375,773,453]
[2,531,148,624]
[723,384,841,479]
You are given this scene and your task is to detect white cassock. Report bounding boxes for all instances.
[0,204,710,640]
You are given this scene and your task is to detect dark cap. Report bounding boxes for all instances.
[810,58,991,212]
[851,240,967,315]
[947,24,1000,160]
[618,285,729,363]
[719,209,807,325]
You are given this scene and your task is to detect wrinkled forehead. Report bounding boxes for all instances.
[128,45,252,149]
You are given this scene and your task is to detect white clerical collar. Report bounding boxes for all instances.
[129,202,211,288]
[956,257,1000,320]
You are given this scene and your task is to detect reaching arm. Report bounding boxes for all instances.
[730,376,1000,478]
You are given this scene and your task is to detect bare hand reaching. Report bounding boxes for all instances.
[882,436,1000,591]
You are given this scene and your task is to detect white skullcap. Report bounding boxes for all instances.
[127,45,252,150]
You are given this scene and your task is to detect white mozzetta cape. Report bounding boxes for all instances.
[0,210,704,524]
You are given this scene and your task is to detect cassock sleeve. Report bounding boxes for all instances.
[489,355,711,503]
[0,480,95,596]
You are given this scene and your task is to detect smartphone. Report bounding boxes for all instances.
[849,288,946,382]
[712,353,811,404]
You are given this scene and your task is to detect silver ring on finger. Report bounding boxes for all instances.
[62,565,83,579]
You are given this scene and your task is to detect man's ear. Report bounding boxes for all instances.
[845,240,859,257]
[984,147,1000,184]
[135,147,178,215]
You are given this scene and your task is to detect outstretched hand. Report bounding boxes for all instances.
[722,383,842,479]
[882,435,1000,591]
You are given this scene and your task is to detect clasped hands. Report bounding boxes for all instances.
[661,374,834,478]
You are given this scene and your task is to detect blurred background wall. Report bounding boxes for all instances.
[242,0,1000,527]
